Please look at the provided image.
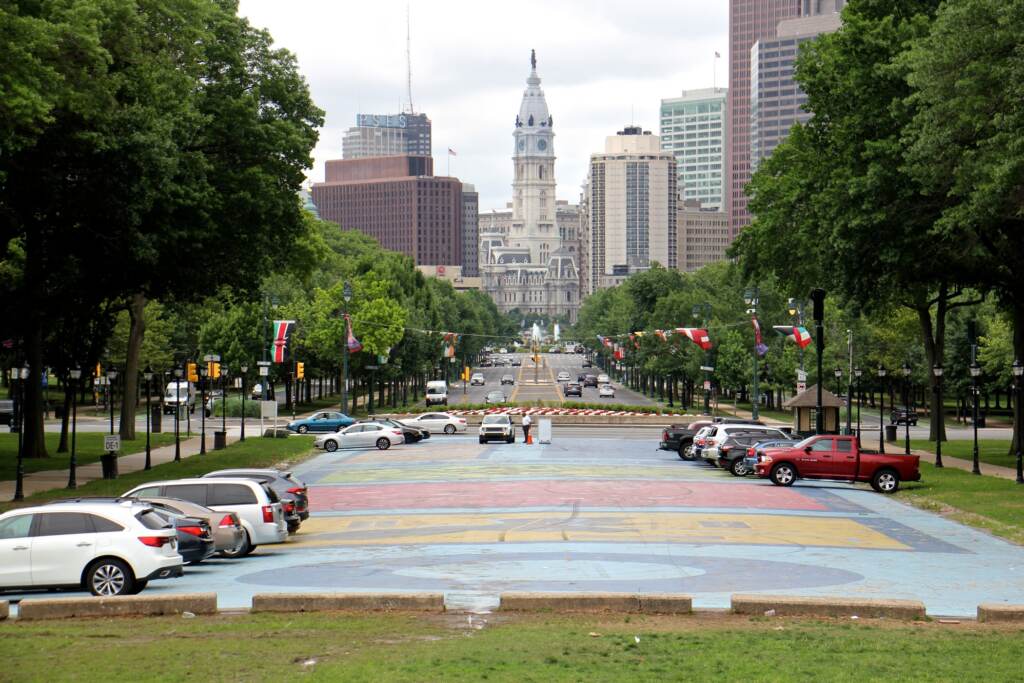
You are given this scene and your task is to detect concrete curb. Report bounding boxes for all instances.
[977,604,1024,622]
[498,592,693,614]
[731,595,926,620]
[251,593,445,613]
[17,593,217,620]
[0,600,8,621]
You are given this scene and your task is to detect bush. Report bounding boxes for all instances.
[208,396,261,418]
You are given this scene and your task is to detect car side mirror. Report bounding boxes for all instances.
[804,446,813,454]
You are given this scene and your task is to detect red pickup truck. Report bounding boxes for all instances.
[753,435,920,493]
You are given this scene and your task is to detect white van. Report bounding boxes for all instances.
[163,380,196,415]
[425,380,448,406]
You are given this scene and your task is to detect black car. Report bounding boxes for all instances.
[511,358,522,367]
[581,359,593,368]
[716,434,787,476]
[564,382,583,397]
[361,416,429,443]
[202,469,308,531]
[890,406,919,426]
[583,374,598,387]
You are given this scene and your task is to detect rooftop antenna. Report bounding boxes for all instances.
[404,3,415,114]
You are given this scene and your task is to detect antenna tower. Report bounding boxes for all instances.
[404,4,415,114]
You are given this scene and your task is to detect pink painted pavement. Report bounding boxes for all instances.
[310,479,829,512]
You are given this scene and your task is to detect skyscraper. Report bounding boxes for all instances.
[480,51,579,322]
[341,112,433,159]
[585,127,677,294]
[461,184,480,277]
[660,87,728,210]
[727,0,800,239]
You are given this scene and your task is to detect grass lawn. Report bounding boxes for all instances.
[0,432,178,481]
[910,439,1014,470]
[0,434,315,513]
[898,462,1024,545]
[1,612,1022,681]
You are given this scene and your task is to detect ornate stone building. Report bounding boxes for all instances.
[480,51,580,323]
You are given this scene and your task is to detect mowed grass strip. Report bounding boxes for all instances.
[910,439,1014,469]
[0,432,178,480]
[898,462,1024,545]
[0,435,315,513]
[1,612,1022,682]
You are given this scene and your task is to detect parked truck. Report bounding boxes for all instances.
[753,434,920,493]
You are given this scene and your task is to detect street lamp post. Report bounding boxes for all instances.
[1013,359,1023,484]
[743,288,760,421]
[902,362,911,456]
[787,298,805,374]
[13,366,28,500]
[199,364,208,455]
[106,368,118,436]
[932,364,944,469]
[143,366,154,470]
[240,365,248,441]
[834,367,843,435]
[854,367,863,441]
[221,366,229,440]
[342,281,352,414]
[970,361,982,475]
[692,303,712,416]
[173,366,183,462]
[878,366,887,454]
[68,367,82,488]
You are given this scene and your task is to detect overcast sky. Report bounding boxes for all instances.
[238,0,729,212]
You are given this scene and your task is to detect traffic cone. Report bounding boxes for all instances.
[526,431,533,445]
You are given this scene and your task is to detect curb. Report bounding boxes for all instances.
[498,592,692,614]
[16,593,217,621]
[977,603,1024,623]
[251,593,445,613]
[731,595,926,620]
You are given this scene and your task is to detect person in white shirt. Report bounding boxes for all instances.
[522,414,532,443]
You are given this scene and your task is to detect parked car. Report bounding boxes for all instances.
[402,412,468,435]
[128,496,244,555]
[556,371,571,382]
[203,468,309,531]
[470,373,486,386]
[564,382,583,398]
[702,425,789,464]
[596,373,610,384]
[0,501,182,596]
[715,435,796,476]
[599,384,615,398]
[583,374,598,387]
[659,420,715,459]
[890,406,919,426]
[360,417,430,443]
[479,414,514,444]
[314,422,406,452]
[754,435,921,492]
[286,411,354,434]
[689,426,716,461]
[500,374,515,385]
[741,439,802,477]
[581,359,593,368]
[122,478,288,557]
[485,390,507,405]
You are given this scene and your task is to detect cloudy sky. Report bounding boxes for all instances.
[238,0,729,212]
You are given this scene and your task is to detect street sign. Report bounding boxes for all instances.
[703,380,712,391]
[700,366,715,373]
[202,354,221,362]
[797,370,808,382]
[256,361,271,367]
[259,366,269,376]
[260,400,277,419]
[366,365,379,371]
[797,382,807,393]
[103,435,121,453]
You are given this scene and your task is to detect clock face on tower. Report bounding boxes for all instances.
[517,139,526,152]
[537,139,547,151]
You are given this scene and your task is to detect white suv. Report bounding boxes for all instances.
[124,478,287,557]
[701,425,789,463]
[479,414,514,444]
[0,501,182,596]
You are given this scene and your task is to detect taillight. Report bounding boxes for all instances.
[458,418,466,423]
[262,505,274,523]
[721,446,731,454]
[283,502,295,514]
[391,429,403,436]
[747,448,755,456]
[179,525,204,537]
[138,536,171,547]
[218,515,236,528]
[287,487,306,495]
[662,430,669,441]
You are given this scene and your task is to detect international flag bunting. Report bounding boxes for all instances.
[344,314,362,354]
[597,335,613,348]
[271,320,296,363]
[655,330,667,342]
[752,317,768,357]
[772,325,813,349]
[443,332,459,343]
[628,333,640,350]
[443,344,456,358]
[674,328,713,351]
[614,344,625,361]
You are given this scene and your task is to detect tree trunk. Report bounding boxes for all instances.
[1011,301,1023,456]
[22,323,48,458]
[119,293,145,440]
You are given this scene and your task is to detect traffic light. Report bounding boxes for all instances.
[208,361,221,379]
[187,362,198,382]
[296,362,305,379]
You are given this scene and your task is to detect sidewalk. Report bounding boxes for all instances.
[911,448,1019,481]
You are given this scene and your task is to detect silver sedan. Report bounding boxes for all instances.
[315,422,406,452]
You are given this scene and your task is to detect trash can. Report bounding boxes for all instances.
[213,430,227,450]
[151,405,162,433]
[100,453,118,479]
[975,414,986,428]
[884,425,898,443]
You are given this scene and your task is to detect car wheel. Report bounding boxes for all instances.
[376,437,391,450]
[444,424,456,434]
[219,530,251,559]
[871,468,900,494]
[86,558,135,597]
[324,439,338,453]
[297,425,308,434]
[479,437,486,444]
[506,434,514,443]
[730,459,749,477]
[770,463,797,487]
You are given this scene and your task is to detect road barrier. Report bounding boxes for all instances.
[17,593,217,620]
[730,594,926,620]
[251,593,445,613]
[977,603,1024,622]
[498,592,692,614]
[0,600,8,621]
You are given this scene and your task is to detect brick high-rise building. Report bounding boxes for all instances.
[311,155,464,267]
[727,0,800,239]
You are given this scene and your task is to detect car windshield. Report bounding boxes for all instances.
[426,387,444,395]
[482,415,509,424]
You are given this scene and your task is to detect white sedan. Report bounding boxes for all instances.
[470,373,485,386]
[597,373,611,384]
[556,371,571,382]
[402,412,468,435]
[599,384,615,398]
[314,422,405,452]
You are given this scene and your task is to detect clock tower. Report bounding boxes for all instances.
[511,50,557,265]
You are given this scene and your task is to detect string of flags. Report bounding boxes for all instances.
[773,325,813,349]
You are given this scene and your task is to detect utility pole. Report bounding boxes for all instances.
[810,288,826,434]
